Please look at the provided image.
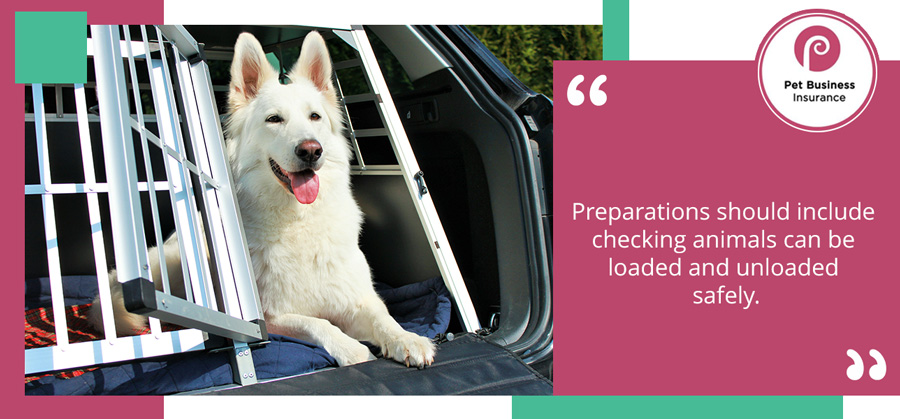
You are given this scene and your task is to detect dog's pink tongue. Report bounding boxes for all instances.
[288,171,319,204]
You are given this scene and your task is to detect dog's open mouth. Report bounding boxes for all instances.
[269,158,319,204]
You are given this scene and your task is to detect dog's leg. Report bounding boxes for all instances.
[88,232,186,337]
[88,267,152,336]
[344,292,436,368]
[267,313,377,367]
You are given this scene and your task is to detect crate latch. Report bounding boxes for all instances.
[414,170,428,196]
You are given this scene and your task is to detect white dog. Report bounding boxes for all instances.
[90,32,435,368]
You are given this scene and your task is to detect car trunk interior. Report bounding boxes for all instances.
[24,25,551,387]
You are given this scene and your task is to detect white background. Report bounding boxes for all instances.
[631,0,900,60]
[164,0,603,25]
[160,1,896,416]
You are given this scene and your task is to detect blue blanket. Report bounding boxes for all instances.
[25,276,451,395]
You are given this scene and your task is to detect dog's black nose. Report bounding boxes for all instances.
[295,140,323,163]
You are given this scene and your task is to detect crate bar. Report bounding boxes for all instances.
[350,165,402,175]
[169,37,232,315]
[129,118,220,189]
[342,93,380,104]
[32,85,69,346]
[348,27,482,332]
[352,128,389,138]
[74,84,118,339]
[329,50,370,172]
[333,66,367,175]
[86,38,157,58]
[189,58,263,322]
[141,24,191,301]
[160,24,263,323]
[25,181,171,195]
[32,81,155,90]
[25,113,158,123]
[124,26,170,335]
[123,278,263,342]
[54,85,64,118]
[348,132,366,170]
[154,26,217,311]
[91,25,153,286]
[157,24,200,57]
[165,29,222,312]
[25,329,207,375]
[168,44,222,257]
[144,30,199,305]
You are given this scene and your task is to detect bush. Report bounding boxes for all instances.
[467,25,603,100]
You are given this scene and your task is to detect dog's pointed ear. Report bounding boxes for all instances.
[289,31,334,94]
[229,33,277,111]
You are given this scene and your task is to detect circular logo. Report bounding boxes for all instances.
[757,10,878,132]
[794,26,840,72]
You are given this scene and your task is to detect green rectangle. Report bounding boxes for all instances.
[513,396,842,419]
[16,12,87,84]
[603,0,629,60]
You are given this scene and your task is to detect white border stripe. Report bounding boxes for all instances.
[163,0,601,25]
[844,396,900,418]
[631,0,900,60]
[164,396,512,419]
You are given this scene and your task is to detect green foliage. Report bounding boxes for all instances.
[467,25,603,100]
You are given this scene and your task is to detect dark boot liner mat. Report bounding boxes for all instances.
[206,333,552,395]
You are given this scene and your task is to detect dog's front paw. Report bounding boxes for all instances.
[329,339,377,367]
[383,332,436,368]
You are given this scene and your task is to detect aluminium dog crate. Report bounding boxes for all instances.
[24,24,480,386]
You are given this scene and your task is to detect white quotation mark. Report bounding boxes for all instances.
[869,349,887,380]
[846,349,887,381]
[567,74,607,106]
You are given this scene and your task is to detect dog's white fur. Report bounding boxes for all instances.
[89,32,435,368]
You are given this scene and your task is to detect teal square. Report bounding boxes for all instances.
[15,12,87,84]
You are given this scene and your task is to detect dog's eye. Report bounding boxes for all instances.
[266,115,284,124]
[310,112,321,121]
